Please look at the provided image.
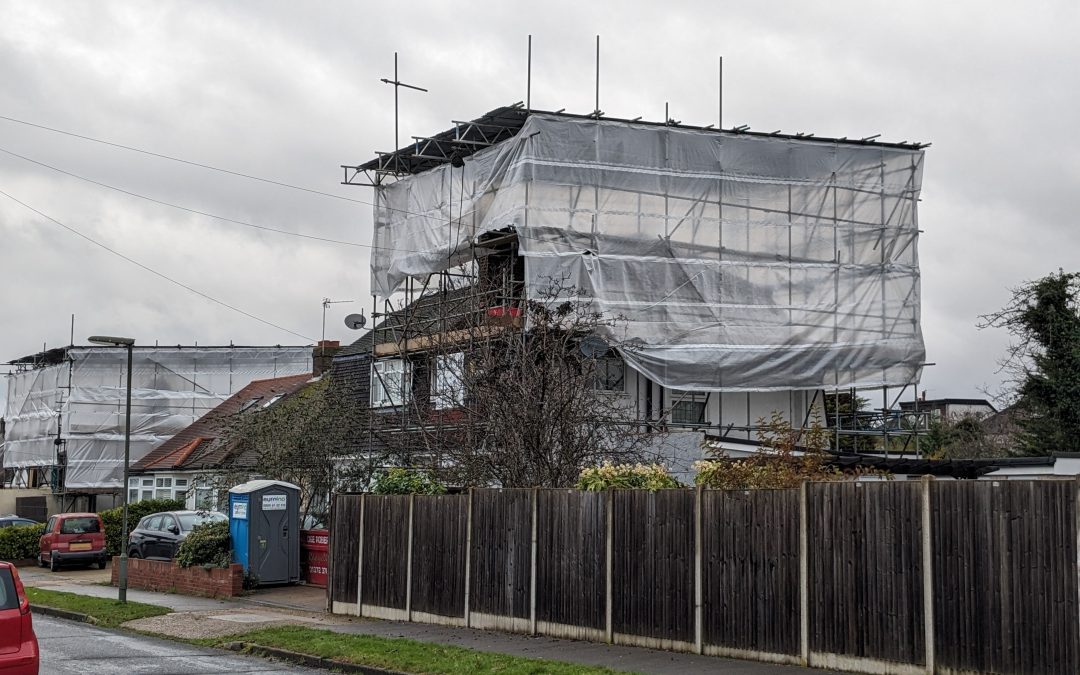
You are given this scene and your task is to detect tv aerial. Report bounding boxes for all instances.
[344,312,368,330]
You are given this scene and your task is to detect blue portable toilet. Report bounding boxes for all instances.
[228,479,301,585]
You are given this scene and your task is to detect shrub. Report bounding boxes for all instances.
[101,498,185,555]
[371,468,446,495]
[576,462,683,491]
[0,523,46,561]
[175,520,232,568]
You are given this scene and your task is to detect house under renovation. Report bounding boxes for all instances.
[3,345,312,507]
[338,104,928,474]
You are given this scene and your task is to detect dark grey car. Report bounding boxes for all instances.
[127,510,226,560]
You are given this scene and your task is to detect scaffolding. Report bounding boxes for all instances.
[343,104,931,458]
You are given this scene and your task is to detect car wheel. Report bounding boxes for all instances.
[129,549,141,559]
[38,554,46,568]
[97,559,108,570]
[49,554,59,572]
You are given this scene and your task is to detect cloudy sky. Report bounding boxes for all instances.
[2,1,1077,410]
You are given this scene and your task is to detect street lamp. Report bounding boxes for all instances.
[88,335,135,603]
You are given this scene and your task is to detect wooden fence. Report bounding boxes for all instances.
[328,479,1079,674]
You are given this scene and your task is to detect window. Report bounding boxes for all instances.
[60,517,100,534]
[144,515,163,531]
[142,478,154,487]
[593,356,625,392]
[129,489,139,502]
[670,391,708,425]
[175,478,188,487]
[155,489,174,501]
[128,477,139,487]
[371,359,412,408]
[239,397,262,412]
[195,488,215,510]
[141,489,153,501]
[431,353,465,409]
[0,567,17,610]
[156,477,172,488]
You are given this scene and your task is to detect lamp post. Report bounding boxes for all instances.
[88,335,134,603]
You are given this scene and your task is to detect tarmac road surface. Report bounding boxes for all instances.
[34,614,322,674]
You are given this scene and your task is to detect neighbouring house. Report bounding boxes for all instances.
[898,396,997,422]
[2,344,312,511]
[332,104,930,479]
[129,371,316,511]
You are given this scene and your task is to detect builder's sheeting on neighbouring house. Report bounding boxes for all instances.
[3,347,312,489]
[371,113,925,391]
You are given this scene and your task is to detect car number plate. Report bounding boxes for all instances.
[70,542,92,551]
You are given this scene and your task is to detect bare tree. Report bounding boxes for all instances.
[371,278,661,488]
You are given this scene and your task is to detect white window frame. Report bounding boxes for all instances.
[371,359,412,408]
[432,353,465,410]
[670,390,708,425]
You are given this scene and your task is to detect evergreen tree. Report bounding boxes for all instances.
[980,270,1080,455]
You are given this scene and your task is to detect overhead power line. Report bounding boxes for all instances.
[0,145,411,252]
[0,186,316,342]
[0,113,369,205]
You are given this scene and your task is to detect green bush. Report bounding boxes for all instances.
[101,498,185,555]
[0,524,46,561]
[175,520,231,568]
[371,468,446,495]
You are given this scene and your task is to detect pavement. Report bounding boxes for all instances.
[20,563,825,674]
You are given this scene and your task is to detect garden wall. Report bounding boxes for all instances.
[111,557,243,598]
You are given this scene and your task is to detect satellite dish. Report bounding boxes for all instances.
[579,336,608,358]
[344,313,367,330]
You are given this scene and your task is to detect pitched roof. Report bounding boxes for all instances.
[132,373,312,472]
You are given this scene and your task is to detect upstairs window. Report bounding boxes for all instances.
[371,359,412,408]
[592,356,626,392]
[432,353,465,410]
[670,391,708,425]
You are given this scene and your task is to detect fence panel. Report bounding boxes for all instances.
[612,489,695,645]
[808,481,924,665]
[361,495,410,610]
[410,494,468,619]
[702,488,800,656]
[932,479,1079,674]
[536,489,607,632]
[329,494,361,608]
[470,489,533,621]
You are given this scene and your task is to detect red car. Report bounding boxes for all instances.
[0,561,39,674]
[38,513,107,572]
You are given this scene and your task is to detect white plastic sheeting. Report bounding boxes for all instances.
[372,114,925,392]
[3,347,312,489]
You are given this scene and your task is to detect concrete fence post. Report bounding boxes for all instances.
[406,493,414,622]
[799,481,809,665]
[530,487,538,635]
[694,485,704,654]
[921,475,935,674]
[605,488,614,644]
[464,488,473,628]
[357,494,366,617]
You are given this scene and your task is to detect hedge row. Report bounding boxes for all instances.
[0,523,46,561]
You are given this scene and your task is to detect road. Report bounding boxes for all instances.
[34,614,322,674]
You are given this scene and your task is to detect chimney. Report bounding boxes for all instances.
[313,340,341,377]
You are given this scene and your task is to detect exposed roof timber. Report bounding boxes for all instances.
[342,104,929,182]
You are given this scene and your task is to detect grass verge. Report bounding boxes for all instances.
[205,625,629,674]
[25,587,171,628]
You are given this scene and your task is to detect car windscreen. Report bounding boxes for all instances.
[178,513,226,531]
[59,517,101,534]
[0,568,17,610]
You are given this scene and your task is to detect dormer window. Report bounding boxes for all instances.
[371,358,412,408]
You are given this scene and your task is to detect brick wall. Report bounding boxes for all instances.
[111,557,243,598]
